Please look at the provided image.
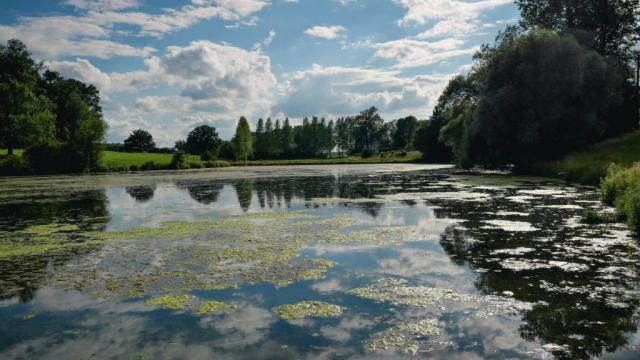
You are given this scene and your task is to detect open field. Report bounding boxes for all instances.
[98,151,202,170]
[532,131,640,185]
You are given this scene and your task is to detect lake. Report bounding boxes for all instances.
[0,164,638,359]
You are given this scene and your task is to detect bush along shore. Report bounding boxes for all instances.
[530,132,640,234]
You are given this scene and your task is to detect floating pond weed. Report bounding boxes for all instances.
[365,318,444,354]
[274,301,344,320]
[195,300,238,315]
[145,294,194,310]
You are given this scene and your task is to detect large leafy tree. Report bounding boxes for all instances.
[394,116,418,149]
[516,0,640,58]
[0,39,55,155]
[40,70,103,142]
[124,129,156,152]
[65,91,107,171]
[185,125,220,155]
[232,117,253,162]
[354,107,383,154]
[450,29,623,169]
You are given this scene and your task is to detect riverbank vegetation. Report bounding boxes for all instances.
[0,39,107,175]
[416,0,640,232]
[0,38,425,175]
[532,131,640,185]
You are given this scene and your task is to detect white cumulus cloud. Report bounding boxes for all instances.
[304,25,347,39]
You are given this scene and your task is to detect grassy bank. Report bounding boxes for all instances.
[98,151,203,171]
[532,131,640,185]
[1,149,422,175]
[99,150,421,170]
[531,131,640,234]
[229,151,422,167]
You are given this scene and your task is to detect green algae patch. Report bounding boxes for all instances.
[195,300,238,315]
[7,210,434,302]
[21,224,80,236]
[145,294,237,315]
[46,211,349,300]
[0,239,102,258]
[274,301,344,320]
[145,294,194,310]
[365,318,444,354]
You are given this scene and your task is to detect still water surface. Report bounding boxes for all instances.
[0,164,639,359]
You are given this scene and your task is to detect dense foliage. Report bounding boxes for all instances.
[421,28,638,169]
[185,125,221,156]
[213,107,419,161]
[232,117,253,163]
[601,164,640,233]
[516,0,640,58]
[0,39,107,174]
[124,130,156,153]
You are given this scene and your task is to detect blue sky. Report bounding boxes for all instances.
[0,0,520,145]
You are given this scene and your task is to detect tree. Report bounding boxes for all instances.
[516,0,640,58]
[174,140,186,151]
[40,70,103,143]
[0,39,54,155]
[394,116,418,149]
[354,107,384,155]
[124,129,155,152]
[0,81,55,155]
[334,117,355,156]
[232,116,253,163]
[185,125,221,156]
[281,118,294,157]
[446,29,625,169]
[254,118,266,159]
[65,91,107,171]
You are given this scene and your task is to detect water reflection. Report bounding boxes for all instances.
[0,189,108,301]
[233,179,254,212]
[175,180,223,205]
[0,166,638,359]
[125,185,156,203]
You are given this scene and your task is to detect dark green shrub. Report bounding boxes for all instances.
[140,161,158,171]
[25,142,82,174]
[600,163,640,205]
[617,187,640,233]
[189,162,203,169]
[170,150,188,170]
[201,150,217,162]
[598,163,640,233]
[129,164,139,172]
[580,209,619,224]
[0,156,32,175]
[361,149,373,158]
[204,160,230,168]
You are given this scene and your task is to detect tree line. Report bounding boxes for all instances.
[119,107,423,162]
[419,0,640,170]
[0,39,107,174]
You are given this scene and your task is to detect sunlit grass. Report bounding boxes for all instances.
[533,131,640,185]
[0,149,24,156]
[98,151,201,169]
